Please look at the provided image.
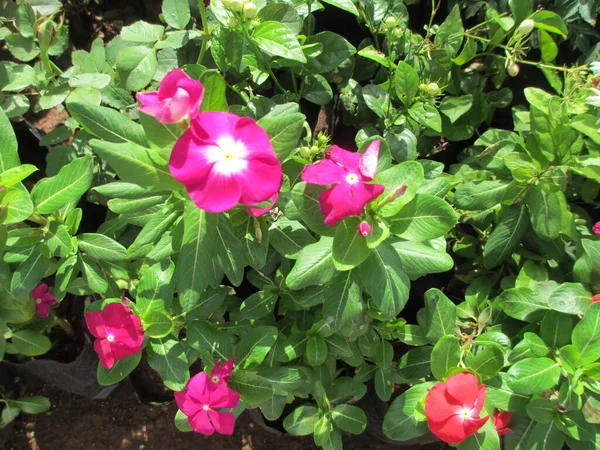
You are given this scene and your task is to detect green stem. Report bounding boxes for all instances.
[196,0,210,64]
[242,27,289,95]
[306,1,313,35]
[27,213,47,226]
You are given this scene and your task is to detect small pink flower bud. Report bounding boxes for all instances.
[593,294,600,304]
[358,221,373,237]
[392,184,408,199]
[593,221,600,236]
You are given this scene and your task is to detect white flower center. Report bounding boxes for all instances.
[459,408,473,419]
[205,136,249,176]
[346,173,359,184]
[203,405,210,411]
[35,298,42,304]
[211,375,220,384]
[107,334,115,342]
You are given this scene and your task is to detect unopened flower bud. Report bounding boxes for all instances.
[298,146,311,159]
[243,2,257,18]
[426,82,439,96]
[593,221,600,236]
[227,0,244,12]
[384,16,397,29]
[227,16,238,27]
[593,294,600,304]
[518,19,535,35]
[507,63,520,77]
[392,184,407,199]
[310,145,319,154]
[358,221,373,237]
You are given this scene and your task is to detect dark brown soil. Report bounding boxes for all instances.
[1,381,446,450]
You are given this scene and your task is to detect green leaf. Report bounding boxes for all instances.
[0,108,20,172]
[332,217,371,270]
[548,283,591,315]
[303,32,356,74]
[373,161,424,217]
[431,335,461,380]
[174,409,192,432]
[538,30,558,63]
[31,156,93,214]
[97,352,142,385]
[323,271,362,331]
[483,205,529,269]
[454,180,512,211]
[252,21,306,63]
[358,45,391,68]
[509,0,532,24]
[0,165,37,187]
[302,74,333,105]
[321,0,358,16]
[269,218,315,259]
[0,405,20,428]
[0,281,35,324]
[257,112,305,161]
[10,396,50,414]
[1,187,34,225]
[230,371,275,405]
[146,338,189,391]
[67,102,147,147]
[291,182,335,237]
[396,347,432,380]
[506,357,561,395]
[391,241,454,280]
[307,336,328,367]
[331,404,367,434]
[176,205,219,312]
[540,311,573,348]
[286,237,336,290]
[382,383,432,441]
[498,287,549,322]
[116,45,158,91]
[162,0,190,29]
[199,70,227,112]
[186,320,231,360]
[11,330,51,356]
[388,194,457,241]
[142,311,173,338]
[526,396,555,424]
[10,246,49,296]
[434,4,464,55]
[572,302,600,366]
[121,21,164,43]
[525,186,562,241]
[524,422,564,450]
[235,326,278,369]
[357,242,409,318]
[408,102,442,133]
[239,290,278,320]
[465,344,505,380]
[79,255,109,294]
[452,37,477,65]
[213,216,245,286]
[77,233,127,261]
[458,420,500,450]
[524,333,549,357]
[531,11,568,38]
[137,260,174,315]
[424,288,457,344]
[394,61,419,105]
[283,405,320,436]
[90,140,179,191]
[362,84,389,118]
[440,95,473,124]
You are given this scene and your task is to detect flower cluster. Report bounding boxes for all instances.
[175,358,240,435]
[425,372,511,444]
[31,283,56,318]
[85,302,145,369]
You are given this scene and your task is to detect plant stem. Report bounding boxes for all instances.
[306,0,313,35]
[27,213,47,226]
[196,0,210,64]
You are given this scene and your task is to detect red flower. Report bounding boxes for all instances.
[209,358,234,386]
[85,303,145,369]
[593,294,600,304]
[31,283,56,318]
[425,372,489,444]
[493,409,512,436]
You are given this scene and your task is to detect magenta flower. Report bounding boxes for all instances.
[358,221,373,237]
[169,112,282,213]
[301,141,384,225]
[210,358,235,385]
[247,193,278,218]
[593,221,600,236]
[136,69,204,124]
[85,303,145,369]
[31,283,56,318]
[175,371,240,435]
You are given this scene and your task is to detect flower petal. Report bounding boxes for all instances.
[319,182,384,226]
[155,88,191,123]
[176,77,204,118]
[187,169,243,213]
[41,292,56,306]
[238,157,282,206]
[186,372,210,404]
[136,92,163,117]
[234,116,275,158]
[102,303,132,329]
[157,68,190,99]
[175,391,203,418]
[327,145,362,173]
[301,159,348,186]
[445,372,481,408]
[35,302,51,318]
[190,112,240,145]
[428,414,467,444]
[425,382,459,424]
[247,193,278,218]
[209,385,240,409]
[472,384,487,417]
[85,312,106,338]
[31,283,48,299]
[93,338,115,369]
[358,140,380,180]
[169,130,216,186]
[208,410,236,435]
[463,415,490,439]
[189,409,214,435]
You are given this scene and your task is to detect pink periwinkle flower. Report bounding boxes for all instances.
[247,193,278,218]
[593,221,600,236]
[169,112,282,213]
[31,283,56,318]
[358,221,373,237]
[85,303,145,369]
[175,371,240,436]
[136,69,204,124]
[209,358,235,385]
[301,140,385,226]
